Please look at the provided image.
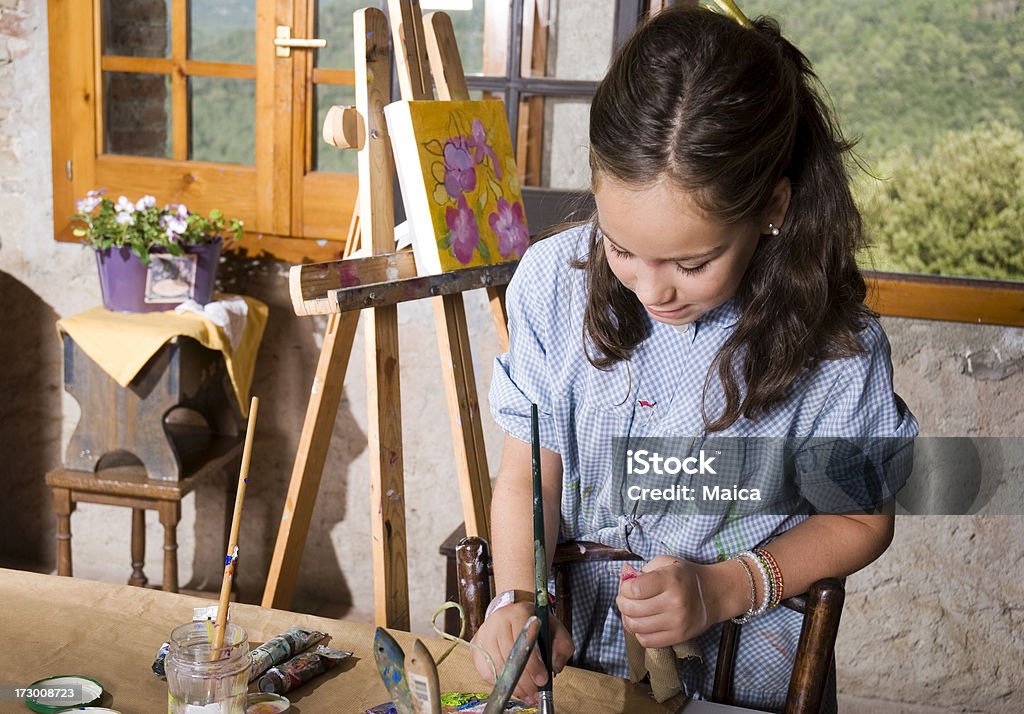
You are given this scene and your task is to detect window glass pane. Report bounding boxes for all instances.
[315,0,367,70]
[316,1,485,75]
[102,0,171,58]
[529,0,615,81]
[314,84,357,173]
[440,2,485,75]
[189,0,256,64]
[103,72,172,158]
[759,1,1024,282]
[189,77,255,164]
[542,98,591,190]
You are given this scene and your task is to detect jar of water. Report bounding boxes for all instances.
[165,621,250,713]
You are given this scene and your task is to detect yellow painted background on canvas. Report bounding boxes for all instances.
[408,99,529,273]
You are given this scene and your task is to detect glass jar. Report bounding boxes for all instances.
[165,621,250,713]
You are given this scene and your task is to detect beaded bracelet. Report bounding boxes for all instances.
[728,552,758,624]
[744,550,772,619]
[753,548,784,609]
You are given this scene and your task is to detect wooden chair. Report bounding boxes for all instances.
[454,536,844,714]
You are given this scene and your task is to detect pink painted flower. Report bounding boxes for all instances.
[469,119,501,179]
[446,194,481,264]
[489,197,529,258]
[443,136,477,198]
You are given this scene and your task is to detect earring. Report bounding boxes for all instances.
[768,223,780,237]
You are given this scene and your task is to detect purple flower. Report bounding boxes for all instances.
[161,213,188,242]
[469,119,501,179]
[446,194,481,264]
[115,211,136,227]
[115,195,135,213]
[489,198,529,258]
[443,136,477,198]
[135,195,157,211]
[76,195,103,214]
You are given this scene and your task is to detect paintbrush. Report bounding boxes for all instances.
[483,616,540,714]
[212,395,259,651]
[531,404,555,713]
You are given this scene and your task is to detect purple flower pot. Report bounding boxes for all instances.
[95,240,222,313]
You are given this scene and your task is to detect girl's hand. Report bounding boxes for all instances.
[616,555,713,649]
[470,601,574,705]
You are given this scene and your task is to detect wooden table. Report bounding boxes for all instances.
[0,569,760,713]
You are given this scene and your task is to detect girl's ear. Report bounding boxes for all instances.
[765,177,792,233]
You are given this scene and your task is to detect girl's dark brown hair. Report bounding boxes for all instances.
[582,6,872,432]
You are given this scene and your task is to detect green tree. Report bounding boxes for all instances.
[857,122,1024,280]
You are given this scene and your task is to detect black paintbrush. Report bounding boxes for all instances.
[531,404,555,712]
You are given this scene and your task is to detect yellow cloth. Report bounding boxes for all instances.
[56,295,268,416]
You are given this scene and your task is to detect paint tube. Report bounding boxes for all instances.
[152,641,170,678]
[256,645,353,695]
[249,626,328,681]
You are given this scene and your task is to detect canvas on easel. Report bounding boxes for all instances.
[385,98,529,275]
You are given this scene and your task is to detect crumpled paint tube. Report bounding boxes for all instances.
[249,626,328,681]
[257,645,353,694]
[152,641,170,678]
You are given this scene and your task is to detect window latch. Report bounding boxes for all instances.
[274,25,327,58]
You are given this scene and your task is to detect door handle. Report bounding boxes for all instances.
[274,25,327,57]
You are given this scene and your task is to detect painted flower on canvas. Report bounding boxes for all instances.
[446,195,482,264]
[490,197,529,258]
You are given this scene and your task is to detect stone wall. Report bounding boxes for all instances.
[0,1,1020,711]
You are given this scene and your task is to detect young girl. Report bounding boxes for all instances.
[474,4,917,711]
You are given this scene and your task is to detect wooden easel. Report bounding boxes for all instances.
[261,1,514,630]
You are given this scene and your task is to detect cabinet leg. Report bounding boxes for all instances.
[52,488,75,577]
[129,508,148,588]
[159,501,181,593]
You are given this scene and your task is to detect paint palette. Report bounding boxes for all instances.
[364,694,538,713]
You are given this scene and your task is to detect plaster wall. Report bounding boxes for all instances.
[0,2,1021,712]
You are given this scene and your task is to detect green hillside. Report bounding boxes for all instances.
[759,0,1023,280]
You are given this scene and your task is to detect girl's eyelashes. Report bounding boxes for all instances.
[606,241,631,258]
[675,262,709,275]
[606,237,710,274]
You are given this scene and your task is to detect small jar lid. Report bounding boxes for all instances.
[23,675,104,713]
[246,692,290,713]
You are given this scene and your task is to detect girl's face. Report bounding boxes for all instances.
[594,175,785,326]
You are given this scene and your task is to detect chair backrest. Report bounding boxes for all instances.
[455,535,844,714]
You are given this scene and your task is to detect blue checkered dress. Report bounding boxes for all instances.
[489,226,918,711]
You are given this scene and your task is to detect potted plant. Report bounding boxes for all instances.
[73,190,244,313]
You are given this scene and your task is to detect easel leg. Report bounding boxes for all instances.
[358,6,411,630]
[486,285,510,353]
[432,295,493,540]
[261,310,360,608]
